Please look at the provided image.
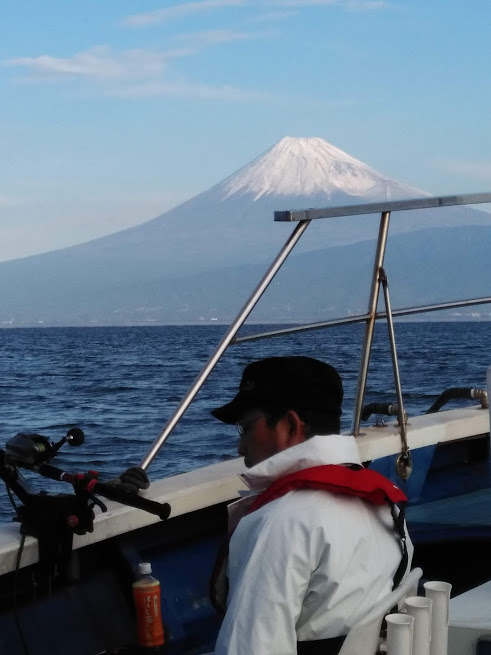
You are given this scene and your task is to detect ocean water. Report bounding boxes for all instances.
[0,322,489,522]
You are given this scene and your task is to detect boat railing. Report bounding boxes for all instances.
[139,192,491,476]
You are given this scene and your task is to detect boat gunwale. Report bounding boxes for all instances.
[0,405,487,577]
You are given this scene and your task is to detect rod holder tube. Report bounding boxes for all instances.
[352,211,391,435]
[139,220,311,470]
[404,596,432,655]
[424,581,451,655]
[386,613,414,655]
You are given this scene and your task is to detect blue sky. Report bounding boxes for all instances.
[1,0,491,262]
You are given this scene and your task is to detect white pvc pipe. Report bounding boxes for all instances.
[386,613,414,655]
[424,581,451,655]
[405,596,432,655]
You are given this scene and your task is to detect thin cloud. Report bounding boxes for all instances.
[344,1,388,10]
[175,29,262,47]
[124,0,248,27]
[268,0,387,8]
[3,41,263,100]
[251,10,299,22]
[4,46,170,80]
[268,0,336,5]
[4,32,257,82]
[111,80,266,101]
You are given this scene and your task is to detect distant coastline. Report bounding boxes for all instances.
[1,316,491,329]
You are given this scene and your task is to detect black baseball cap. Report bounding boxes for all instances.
[211,356,343,425]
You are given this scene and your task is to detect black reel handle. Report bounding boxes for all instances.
[91,481,171,520]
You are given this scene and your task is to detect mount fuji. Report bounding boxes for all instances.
[0,137,490,325]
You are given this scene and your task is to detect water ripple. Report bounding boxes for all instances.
[0,323,489,521]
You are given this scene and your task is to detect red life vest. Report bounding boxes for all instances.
[210,465,409,615]
[248,464,407,514]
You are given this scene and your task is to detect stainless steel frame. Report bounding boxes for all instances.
[274,192,491,222]
[141,192,491,472]
[140,220,311,469]
[379,268,411,479]
[232,296,491,343]
[352,212,391,437]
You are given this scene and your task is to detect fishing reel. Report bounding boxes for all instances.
[5,428,85,467]
[0,427,169,523]
[0,426,170,583]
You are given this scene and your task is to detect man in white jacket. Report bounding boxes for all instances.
[211,356,412,655]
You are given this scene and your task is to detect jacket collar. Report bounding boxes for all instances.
[241,433,362,491]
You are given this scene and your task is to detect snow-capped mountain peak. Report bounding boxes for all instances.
[219,136,413,200]
[0,134,489,326]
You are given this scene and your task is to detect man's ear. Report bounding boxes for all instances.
[285,410,307,445]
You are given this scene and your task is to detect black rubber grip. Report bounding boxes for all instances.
[361,403,398,421]
[426,387,474,414]
[92,482,171,520]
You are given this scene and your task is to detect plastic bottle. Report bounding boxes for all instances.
[132,562,165,652]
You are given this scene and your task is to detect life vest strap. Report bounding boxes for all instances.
[297,635,346,655]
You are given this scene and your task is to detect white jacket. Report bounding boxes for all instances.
[214,434,413,655]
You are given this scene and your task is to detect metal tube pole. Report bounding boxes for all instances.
[380,267,411,479]
[234,295,491,344]
[140,219,311,470]
[351,211,391,436]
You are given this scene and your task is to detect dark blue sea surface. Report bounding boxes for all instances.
[0,322,489,522]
